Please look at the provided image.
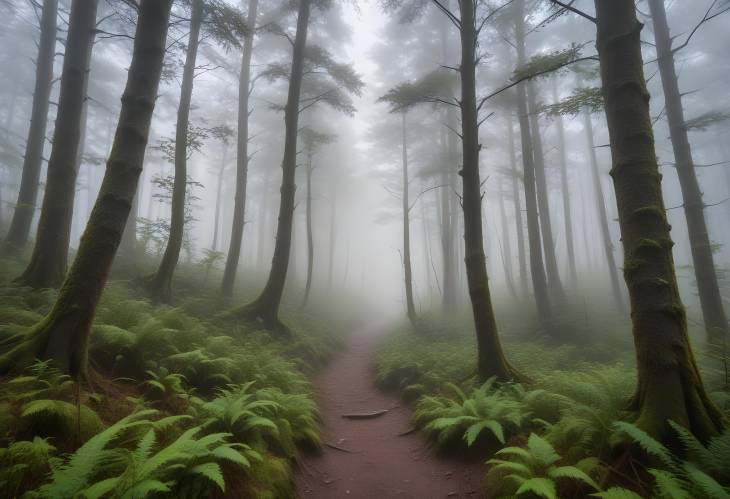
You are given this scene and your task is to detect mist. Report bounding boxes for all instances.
[0,0,729,497]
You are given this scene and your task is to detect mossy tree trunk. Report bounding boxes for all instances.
[302,148,315,307]
[527,81,565,300]
[233,0,312,334]
[3,0,57,254]
[458,0,519,381]
[0,0,173,379]
[593,0,725,441]
[647,0,729,347]
[508,112,528,296]
[552,78,577,286]
[583,106,624,310]
[17,0,99,289]
[221,0,259,297]
[515,0,551,330]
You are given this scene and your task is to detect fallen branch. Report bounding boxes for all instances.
[325,442,355,453]
[341,409,388,420]
[397,427,418,437]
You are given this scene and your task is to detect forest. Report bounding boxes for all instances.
[0,0,729,497]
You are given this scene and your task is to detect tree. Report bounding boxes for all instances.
[567,0,726,441]
[646,0,729,347]
[513,0,552,330]
[544,82,624,310]
[3,0,57,254]
[300,127,335,307]
[221,0,260,296]
[147,0,246,303]
[0,0,174,378]
[232,0,362,333]
[208,124,234,252]
[551,77,577,286]
[16,0,99,288]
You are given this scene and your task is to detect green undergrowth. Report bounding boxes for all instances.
[0,257,347,498]
[375,310,730,498]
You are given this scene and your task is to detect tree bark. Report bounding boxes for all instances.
[222,0,259,296]
[327,174,337,290]
[527,80,565,299]
[594,0,725,441]
[302,149,315,307]
[647,0,729,346]
[0,0,173,378]
[148,0,203,303]
[233,0,312,333]
[401,112,417,324]
[583,106,624,310]
[508,112,528,296]
[458,0,519,381]
[515,0,552,329]
[17,0,98,288]
[3,0,57,253]
[552,78,577,286]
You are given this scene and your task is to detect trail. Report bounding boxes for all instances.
[295,326,484,498]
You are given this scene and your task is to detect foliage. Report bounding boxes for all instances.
[543,86,603,116]
[612,421,730,498]
[512,43,590,82]
[486,433,601,499]
[413,378,525,449]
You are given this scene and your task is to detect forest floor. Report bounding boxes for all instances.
[294,325,484,499]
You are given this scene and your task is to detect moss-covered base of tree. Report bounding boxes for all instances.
[630,354,727,444]
[141,271,173,304]
[227,299,292,337]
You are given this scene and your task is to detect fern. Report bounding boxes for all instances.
[486,433,600,498]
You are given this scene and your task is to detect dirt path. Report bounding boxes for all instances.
[295,326,484,499]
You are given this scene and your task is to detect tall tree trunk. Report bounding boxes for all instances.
[222,0,259,296]
[440,116,457,314]
[0,0,172,378]
[212,146,228,252]
[498,175,517,298]
[257,168,271,268]
[583,107,624,310]
[327,174,337,290]
[458,0,519,381]
[647,0,729,346]
[148,0,203,303]
[233,0,312,333]
[527,80,564,299]
[515,0,551,329]
[508,112,528,296]
[594,0,724,441]
[17,0,98,288]
[302,150,314,307]
[552,78,577,286]
[401,113,417,324]
[3,0,57,253]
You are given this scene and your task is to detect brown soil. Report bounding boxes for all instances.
[295,326,484,499]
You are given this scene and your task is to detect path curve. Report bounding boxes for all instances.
[295,326,484,498]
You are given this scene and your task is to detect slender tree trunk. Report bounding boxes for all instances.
[594,0,724,441]
[508,113,528,296]
[148,0,203,303]
[498,175,517,298]
[552,78,577,286]
[233,0,312,333]
[3,0,57,253]
[527,80,565,299]
[583,107,624,310]
[647,0,729,346]
[0,0,172,378]
[212,146,228,252]
[257,168,271,268]
[222,0,259,296]
[327,174,337,290]
[458,0,519,381]
[17,0,98,288]
[400,112,417,324]
[515,0,551,329]
[302,150,315,307]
